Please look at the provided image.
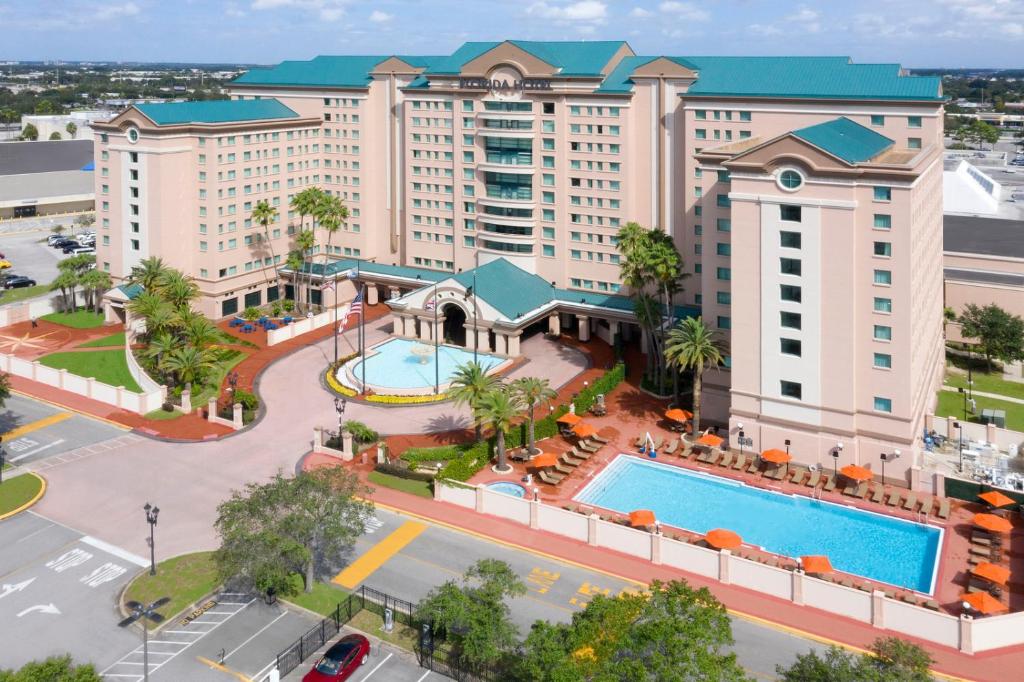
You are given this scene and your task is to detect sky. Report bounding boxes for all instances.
[0,0,1021,68]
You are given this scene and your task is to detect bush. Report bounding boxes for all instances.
[242,306,261,322]
[401,444,466,464]
[270,300,284,317]
[375,462,437,482]
[343,420,378,443]
[438,442,490,481]
[233,387,259,411]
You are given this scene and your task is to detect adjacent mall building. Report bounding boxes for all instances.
[92,40,946,482]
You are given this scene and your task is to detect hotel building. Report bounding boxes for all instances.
[92,40,945,481]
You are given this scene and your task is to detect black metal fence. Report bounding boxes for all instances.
[275,592,359,678]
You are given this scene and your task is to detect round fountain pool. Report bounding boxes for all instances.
[484,481,527,498]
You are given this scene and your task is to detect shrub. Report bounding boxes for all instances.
[242,306,261,322]
[343,420,378,443]
[282,299,295,313]
[375,462,437,482]
[233,387,259,411]
[438,441,490,481]
[270,300,284,317]
[401,444,466,464]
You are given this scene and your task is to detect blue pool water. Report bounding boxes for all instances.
[575,456,942,593]
[486,481,527,498]
[345,338,504,390]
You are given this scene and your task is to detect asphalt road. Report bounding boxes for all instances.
[0,393,128,466]
[0,227,67,290]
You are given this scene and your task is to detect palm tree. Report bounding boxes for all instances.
[511,377,556,455]
[251,200,279,293]
[142,331,177,380]
[79,269,113,314]
[180,316,219,350]
[449,361,500,442]
[664,317,728,436]
[295,229,317,311]
[127,256,170,292]
[314,193,348,269]
[128,292,177,340]
[285,250,304,310]
[49,271,78,311]
[290,187,324,310]
[157,270,200,310]
[164,346,218,387]
[473,387,524,474]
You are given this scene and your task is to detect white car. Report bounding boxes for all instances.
[70,246,95,255]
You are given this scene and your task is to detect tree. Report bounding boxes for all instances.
[164,346,218,386]
[179,315,219,350]
[295,228,317,311]
[142,331,176,379]
[777,636,932,682]
[79,268,112,314]
[48,131,61,140]
[250,199,279,292]
[958,303,1024,371]
[0,654,102,682]
[0,372,10,411]
[65,121,77,138]
[50,223,65,236]
[0,108,17,124]
[314,192,348,274]
[20,123,38,141]
[127,256,170,292]
[290,187,325,310]
[665,317,727,436]
[449,362,501,442]
[473,386,523,474]
[416,559,526,671]
[511,377,556,455]
[49,271,79,311]
[156,269,200,310]
[214,467,372,595]
[516,579,749,682]
[73,213,95,235]
[34,99,54,114]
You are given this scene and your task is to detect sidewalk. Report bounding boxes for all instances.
[942,384,1024,407]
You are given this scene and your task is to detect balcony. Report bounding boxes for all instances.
[485,185,533,201]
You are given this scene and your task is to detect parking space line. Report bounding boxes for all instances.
[197,656,252,682]
[15,523,54,543]
[333,521,427,589]
[1,412,71,440]
[223,612,287,661]
[163,629,203,635]
[416,671,432,682]
[357,652,392,681]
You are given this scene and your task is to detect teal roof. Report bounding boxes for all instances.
[682,56,942,101]
[287,258,448,283]
[452,258,555,319]
[116,283,144,300]
[791,117,894,163]
[233,55,442,89]
[595,56,658,93]
[425,40,626,76]
[135,99,298,125]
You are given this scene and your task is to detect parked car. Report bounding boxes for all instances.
[52,238,77,249]
[47,234,68,246]
[3,276,37,289]
[0,260,11,270]
[302,635,369,682]
[65,245,95,255]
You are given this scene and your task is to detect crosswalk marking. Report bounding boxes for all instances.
[364,516,384,534]
[46,548,92,572]
[81,562,126,588]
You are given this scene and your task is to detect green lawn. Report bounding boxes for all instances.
[144,407,183,421]
[284,576,350,616]
[349,608,419,652]
[190,349,248,406]
[40,310,105,329]
[0,473,44,516]
[77,331,126,348]
[368,470,433,498]
[0,283,50,305]
[123,552,220,630]
[38,349,143,392]
[935,390,1024,431]
[946,368,1024,402]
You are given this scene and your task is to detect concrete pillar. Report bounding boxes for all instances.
[388,286,400,301]
[433,480,443,501]
[910,465,922,492]
[529,499,539,530]
[476,327,490,352]
[871,590,886,628]
[475,486,485,513]
[367,285,379,306]
[313,426,324,449]
[180,389,192,414]
[791,569,804,605]
[587,514,599,546]
[30,360,37,381]
[507,332,521,357]
[495,333,508,356]
[418,316,431,341]
[650,530,662,565]
[463,324,478,350]
[959,614,974,654]
[86,377,95,399]
[608,320,620,345]
[376,442,387,464]
[341,430,354,462]
[232,403,243,430]
[577,315,590,342]
[58,368,67,389]
[925,413,935,432]
[207,397,217,422]
[947,417,957,440]
[935,471,946,498]
[718,549,731,584]
[986,422,997,443]
[548,314,560,336]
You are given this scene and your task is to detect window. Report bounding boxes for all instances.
[716,194,730,208]
[739,111,751,121]
[695,129,706,140]
[870,114,885,127]
[716,291,731,305]
[908,137,922,150]
[542,244,555,257]
[780,231,802,249]
[873,186,891,201]
[874,325,892,341]
[780,338,802,356]
[780,381,802,400]
[874,353,892,369]
[780,205,802,222]
[543,102,554,115]
[717,316,731,329]
[780,258,802,276]
[873,214,891,229]
[873,397,893,413]
[908,115,922,128]
[873,242,892,257]
[717,170,731,183]
[716,218,731,232]
[716,267,731,280]
[716,243,731,256]
[779,169,803,189]
[695,110,706,120]
[780,311,801,329]
[874,297,892,313]
[130,239,140,250]
[873,269,892,285]
[780,285,802,302]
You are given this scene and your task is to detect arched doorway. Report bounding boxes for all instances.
[441,303,467,346]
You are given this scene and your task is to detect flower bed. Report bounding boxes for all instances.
[323,356,449,404]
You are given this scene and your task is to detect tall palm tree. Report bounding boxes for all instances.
[664,317,728,436]
[295,229,317,311]
[142,331,177,380]
[79,268,113,314]
[180,316,219,350]
[285,250,303,308]
[449,361,501,442]
[290,187,324,310]
[315,194,348,305]
[164,346,218,387]
[512,377,557,455]
[473,387,524,474]
[49,271,78,312]
[157,270,200,311]
[251,199,279,293]
[127,256,170,292]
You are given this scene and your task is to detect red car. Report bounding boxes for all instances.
[303,634,370,681]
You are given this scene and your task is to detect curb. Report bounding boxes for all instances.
[117,553,225,633]
[10,388,131,431]
[0,472,47,521]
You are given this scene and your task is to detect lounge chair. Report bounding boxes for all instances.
[538,470,564,485]
[870,485,885,504]
[823,474,837,492]
[902,493,918,512]
[765,466,783,481]
[842,481,860,497]
[924,600,940,610]
[568,447,592,461]
[579,440,600,453]
[634,435,645,448]
[696,450,712,463]
[733,454,747,471]
[937,498,951,519]
[969,546,995,558]
[805,470,821,488]
[747,458,760,474]
[663,439,679,455]
[789,467,808,485]
[919,496,933,516]
[706,451,722,466]
[719,451,734,468]
[886,491,902,507]
[592,433,610,444]
[561,452,585,467]
[651,436,664,451]
[853,482,869,499]
[554,461,574,476]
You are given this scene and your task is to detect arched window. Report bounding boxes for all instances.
[779,169,803,190]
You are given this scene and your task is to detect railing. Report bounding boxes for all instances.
[481,119,532,130]
[484,186,532,201]
[484,152,532,165]
[275,592,359,678]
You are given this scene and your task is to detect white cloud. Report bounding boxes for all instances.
[95,2,139,21]
[630,7,652,18]
[368,9,392,23]
[658,1,709,21]
[1003,21,1024,35]
[225,2,247,18]
[526,1,608,23]
[250,0,349,22]
[747,23,782,36]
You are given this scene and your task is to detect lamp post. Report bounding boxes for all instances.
[880,449,900,485]
[832,443,843,478]
[738,430,745,458]
[119,597,171,682]
[0,435,5,485]
[959,387,968,420]
[334,397,346,439]
[144,503,159,576]
[954,420,964,471]
[784,439,791,455]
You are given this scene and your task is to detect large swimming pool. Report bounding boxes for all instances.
[575,456,942,593]
[340,338,506,392]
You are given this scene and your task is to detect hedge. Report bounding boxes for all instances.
[401,444,467,464]
[375,462,437,483]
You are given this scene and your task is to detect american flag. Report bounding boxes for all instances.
[322,279,335,292]
[424,296,437,311]
[337,289,363,334]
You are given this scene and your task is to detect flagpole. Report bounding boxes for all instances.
[433,281,439,395]
[360,283,366,393]
[472,271,478,364]
[332,280,338,366]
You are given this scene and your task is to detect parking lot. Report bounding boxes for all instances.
[0,228,67,294]
[282,636,441,682]
[0,393,128,466]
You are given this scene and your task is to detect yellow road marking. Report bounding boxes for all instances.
[2,412,71,440]
[332,520,427,589]
[10,389,130,431]
[196,656,252,682]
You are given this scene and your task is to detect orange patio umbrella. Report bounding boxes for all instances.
[761,449,791,465]
[704,528,742,550]
[664,408,693,423]
[801,555,834,574]
[556,412,582,426]
[696,433,724,448]
[629,509,656,527]
[973,513,1013,534]
[961,591,1009,615]
[530,452,558,468]
[840,465,873,482]
[971,562,1011,586]
[979,490,1017,509]
[572,422,598,439]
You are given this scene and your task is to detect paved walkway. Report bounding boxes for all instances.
[942,384,1024,406]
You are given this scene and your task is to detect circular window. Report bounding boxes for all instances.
[778,169,803,190]
[126,127,139,144]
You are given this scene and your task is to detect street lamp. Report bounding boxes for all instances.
[953,421,964,471]
[119,597,170,682]
[334,397,346,438]
[880,449,901,484]
[144,503,159,576]
[784,439,791,455]
[958,387,968,420]
[832,442,843,478]
[738,430,745,458]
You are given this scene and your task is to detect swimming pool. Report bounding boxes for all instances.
[575,456,942,593]
[338,338,506,393]
[485,481,527,498]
